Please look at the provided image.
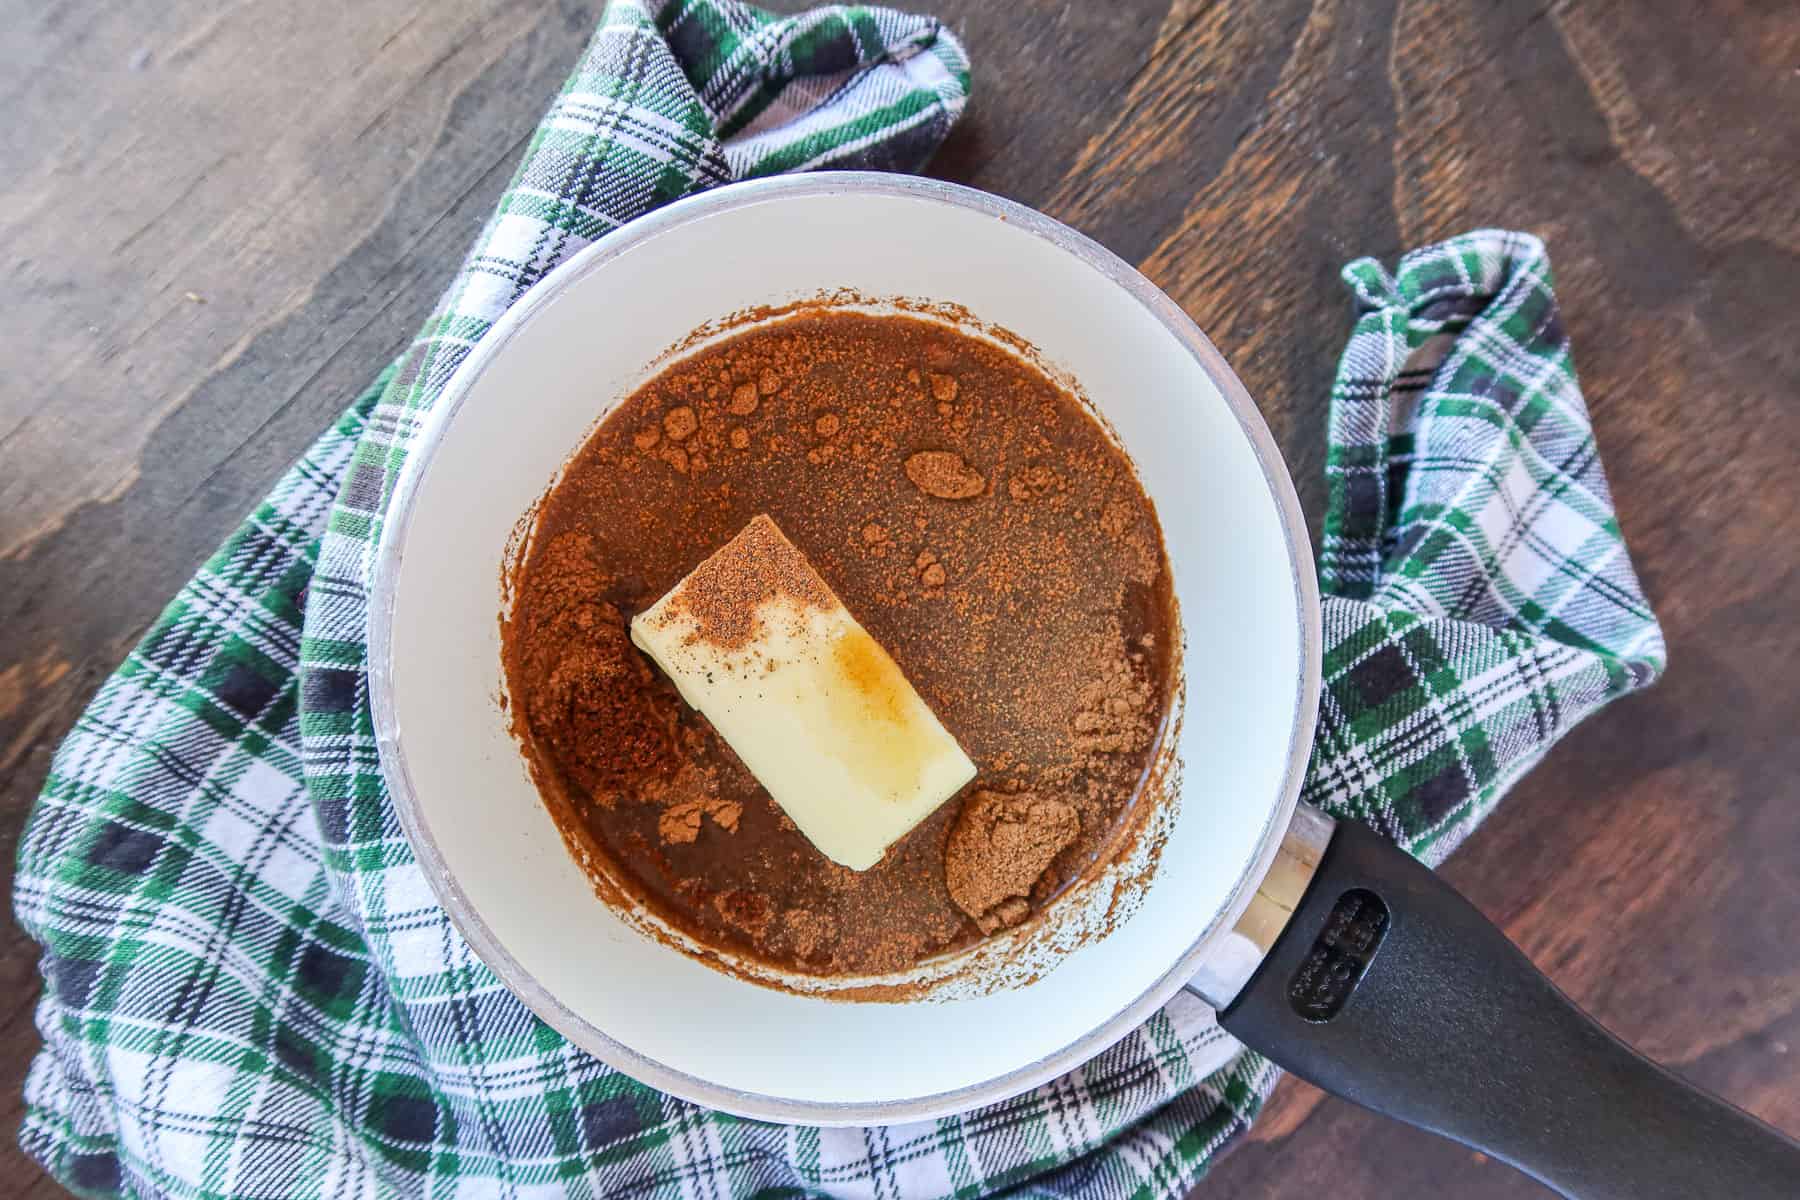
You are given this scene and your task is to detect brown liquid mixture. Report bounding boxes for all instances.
[501,310,1177,976]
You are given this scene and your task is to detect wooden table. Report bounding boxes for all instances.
[3,1,1796,1195]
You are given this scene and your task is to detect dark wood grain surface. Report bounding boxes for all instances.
[3,1,1796,1195]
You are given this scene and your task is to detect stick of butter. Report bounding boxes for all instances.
[630,515,976,870]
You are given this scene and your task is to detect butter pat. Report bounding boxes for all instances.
[630,515,976,870]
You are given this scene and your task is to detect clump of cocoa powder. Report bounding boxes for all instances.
[658,795,743,844]
[945,790,1080,933]
[507,532,682,805]
[1072,651,1158,758]
[504,530,751,858]
[915,548,947,589]
[1008,463,1061,502]
[905,450,986,499]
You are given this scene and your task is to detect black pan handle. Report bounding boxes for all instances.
[1217,818,1800,1199]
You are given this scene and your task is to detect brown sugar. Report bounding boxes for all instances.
[945,791,1080,932]
[501,309,1176,978]
[656,514,833,651]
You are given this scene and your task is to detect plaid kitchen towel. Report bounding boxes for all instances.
[13,0,1664,1193]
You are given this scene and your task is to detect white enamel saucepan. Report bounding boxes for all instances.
[371,173,1799,1199]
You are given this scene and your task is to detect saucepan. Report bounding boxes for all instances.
[370,173,1799,1199]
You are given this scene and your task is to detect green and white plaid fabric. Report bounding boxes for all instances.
[1306,238,1664,864]
[15,0,1664,1193]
